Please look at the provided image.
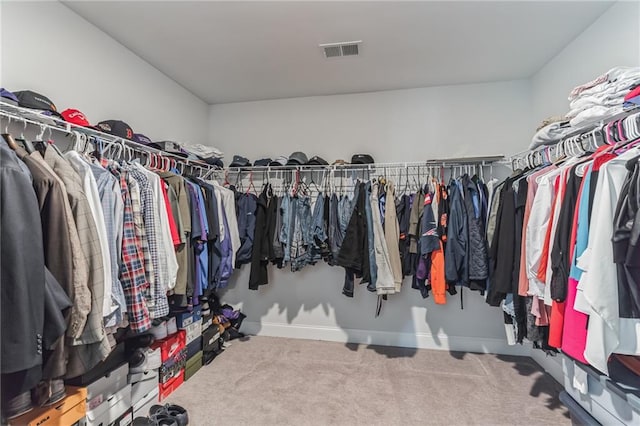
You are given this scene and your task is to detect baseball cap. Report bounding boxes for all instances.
[287,152,308,166]
[13,90,61,117]
[269,156,288,166]
[133,133,153,145]
[61,109,92,127]
[149,141,188,158]
[332,159,348,165]
[351,154,374,164]
[0,88,18,106]
[229,155,251,167]
[307,156,328,166]
[96,120,135,140]
[254,158,272,167]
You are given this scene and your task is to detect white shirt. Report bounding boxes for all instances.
[525,167,563,297]
[579,149,640,374]
[133,163,179,291]
[65,151,114,317]
[210,181,241,266]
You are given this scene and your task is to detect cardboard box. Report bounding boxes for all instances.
[84,363,129,412]
[184,351,203,381]
[132,387,159,419]
[151,330,186,362]
[9,386,87,426]
[130,368,159,406]
[82,384,131,426]
[184,319,202,345]
[171,307,202,329]
[159,371,184,401]
[186,336,202,359]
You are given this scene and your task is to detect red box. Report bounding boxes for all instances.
[159,370,184,401]
[151,330,186,362]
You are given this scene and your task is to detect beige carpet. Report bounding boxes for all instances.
[166,336,569,425]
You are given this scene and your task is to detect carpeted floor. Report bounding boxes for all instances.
[167,336,569,425]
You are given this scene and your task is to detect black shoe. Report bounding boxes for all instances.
[149,404,188,426]
[5,391,32,419]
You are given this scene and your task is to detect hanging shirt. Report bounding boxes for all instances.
[579,148,640,374]
[108,165,151,334]
[518,165,556,297]
[127,164,168,319]
[211,181,241,267]
[160,171,191,299]
[186,180,209,301]
[65,152,115,321]
[135,163,179,293]
[88,160,126,327]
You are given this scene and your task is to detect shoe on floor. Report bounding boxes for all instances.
[150,403,189,426]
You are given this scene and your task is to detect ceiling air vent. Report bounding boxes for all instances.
[319,40,362,58]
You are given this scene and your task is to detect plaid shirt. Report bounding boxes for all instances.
[108,163,151,333]
[89,161,127,327]
[127,165,169,318]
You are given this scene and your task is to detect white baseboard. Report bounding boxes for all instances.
[240,321,531,356]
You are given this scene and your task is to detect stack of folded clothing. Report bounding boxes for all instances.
[529,115,571,150]
[567,66,640,128]
[181,143,224,167]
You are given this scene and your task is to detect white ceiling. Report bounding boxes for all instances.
[63,1,613,104]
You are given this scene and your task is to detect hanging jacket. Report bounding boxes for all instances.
[266,192,279,264]
[612,159,640,320]
[397,194,412,277]
[462,175,489,289]
[235,193,257,267]
[249,187,270,289]
[271,196,284,267]
[370,182,397,295]
[328,194,344,266]
[487,177,517,306]
[445,180,469,286]
[512,178,529,342]
[338,184,365,270]
[408,189,424,254]
[217,206,234,288]
[384,181,403,292]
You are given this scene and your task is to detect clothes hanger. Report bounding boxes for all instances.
[2,133,19,150]
[16,120,35,153]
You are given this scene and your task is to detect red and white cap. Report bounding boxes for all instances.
[61,109,92,127]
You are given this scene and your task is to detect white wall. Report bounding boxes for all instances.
[528,0,640,381]
[210,80,532,161]
[210,80,533,355]
[531,1,640,128]
[0,1,209,144]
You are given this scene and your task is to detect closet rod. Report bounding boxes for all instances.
[0,101,216,172]
[509,106,640,169]
[222,156,504,173]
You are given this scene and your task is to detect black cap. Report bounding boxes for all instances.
[96,120,135,140]
[230,155,251,167]
[351,154,374,164]
[14,90,61,116]
[306,156,328,166]
[203,157,224,168]
[254,158,272,167]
